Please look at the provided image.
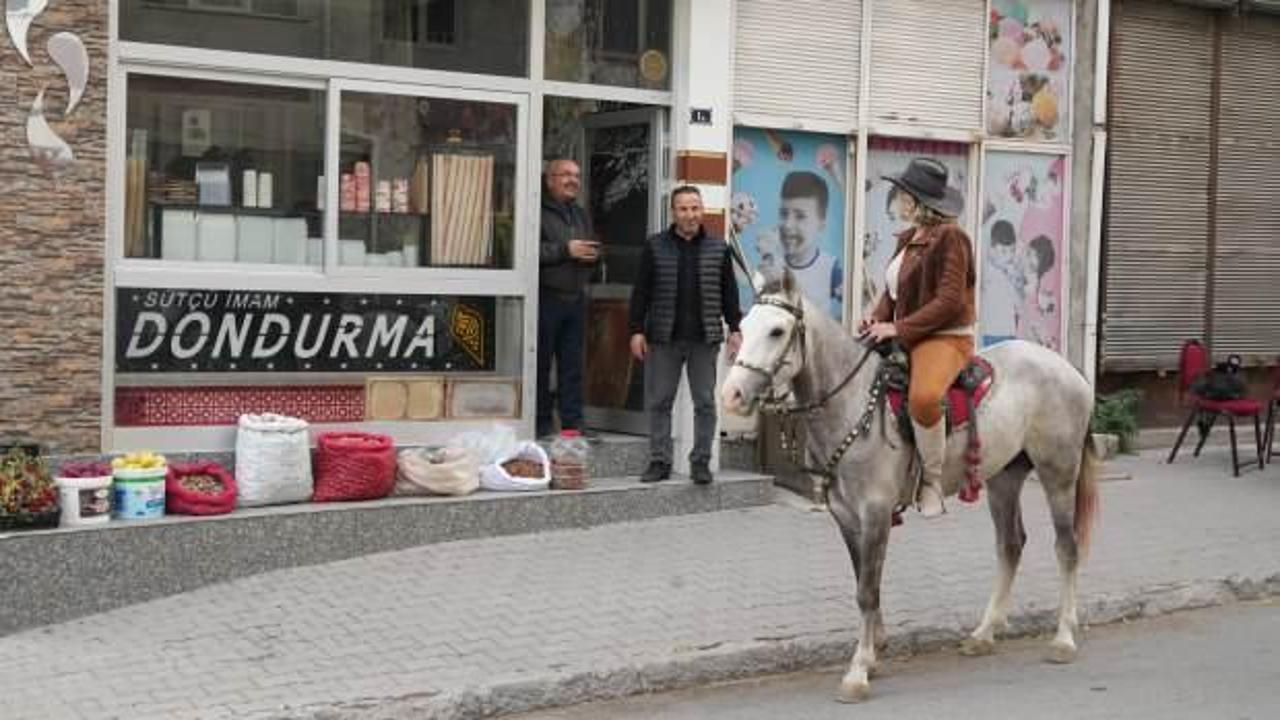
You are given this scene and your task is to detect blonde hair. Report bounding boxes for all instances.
[913,204,955,228]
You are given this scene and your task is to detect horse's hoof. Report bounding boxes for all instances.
[1045,642,1077,664]
[836,680,871,704]
[959,637,995,657]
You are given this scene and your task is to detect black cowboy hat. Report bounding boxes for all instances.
[882,157,965,218]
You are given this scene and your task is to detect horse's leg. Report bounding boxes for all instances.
[1037,461,1084,664]
[960,459,1031,657]
[829,492,879,657]
[837,504,893,703]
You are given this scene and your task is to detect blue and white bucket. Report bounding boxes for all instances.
[112,467,167,520]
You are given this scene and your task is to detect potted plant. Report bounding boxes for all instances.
[1092,389,1142,455]
[0,446,60,531]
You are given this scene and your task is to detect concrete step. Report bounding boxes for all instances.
[0,469,773,636]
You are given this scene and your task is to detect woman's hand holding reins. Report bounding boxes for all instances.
[862,322,899,344]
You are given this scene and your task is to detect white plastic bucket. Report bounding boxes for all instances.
[55,475,113,527]
[112,468,167,521]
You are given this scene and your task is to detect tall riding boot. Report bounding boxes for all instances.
[911,419,947,518]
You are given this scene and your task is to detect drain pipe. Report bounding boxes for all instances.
[1083,0,1111,388]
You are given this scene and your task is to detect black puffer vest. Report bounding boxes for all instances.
[646,230,726,344]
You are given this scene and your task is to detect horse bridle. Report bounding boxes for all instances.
[732,295,878,417]
[731,296,807,408]
[732,294,890,480]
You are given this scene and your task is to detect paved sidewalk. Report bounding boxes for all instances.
[1,450,1278,720]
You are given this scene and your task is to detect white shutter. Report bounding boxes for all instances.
[1102,0,1215,371]
[867,0,985,131]
[1212,13,1280,360]
[732,0,861,129]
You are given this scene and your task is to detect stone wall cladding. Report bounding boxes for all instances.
[0,1,108,453]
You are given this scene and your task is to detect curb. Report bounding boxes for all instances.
[277,571,1280,720]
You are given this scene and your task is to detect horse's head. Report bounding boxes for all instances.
[722,267,807,416]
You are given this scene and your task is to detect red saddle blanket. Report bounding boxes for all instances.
[886,356,995,432]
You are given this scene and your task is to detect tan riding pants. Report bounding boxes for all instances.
[908,335,975,427]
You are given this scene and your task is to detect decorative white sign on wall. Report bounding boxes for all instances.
[5,0,89,173]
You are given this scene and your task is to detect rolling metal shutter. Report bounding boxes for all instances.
[867,0,985,131]
[1211,13,1280,360]
[732,0,861,129]
[1102,0,1214,371]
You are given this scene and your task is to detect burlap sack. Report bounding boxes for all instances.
[395,447,479,497]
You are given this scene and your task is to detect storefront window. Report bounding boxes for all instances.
[124,75,325,264]
[545,0,672,89]
[986,0,1073,141]
[731,127,850,322]
[862,138,971,315]
[338,92,517,269]
[979,152,1066,352]
[120,1,529,78]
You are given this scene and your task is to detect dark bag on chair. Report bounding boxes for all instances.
[1191,354,1247,401]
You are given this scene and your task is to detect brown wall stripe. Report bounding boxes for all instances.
[701,210,726,237]
[676,151,729,185]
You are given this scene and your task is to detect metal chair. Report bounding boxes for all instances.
[1167,340,1264,476]
[1262,362,1280,467]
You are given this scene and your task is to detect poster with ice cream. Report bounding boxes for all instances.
[730,127,848,322]
[979,152,1066,352]
[987,0,1073,141]
[862,138,971,316]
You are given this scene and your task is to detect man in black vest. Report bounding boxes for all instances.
[538,158,599,438]
[628,186,743,484]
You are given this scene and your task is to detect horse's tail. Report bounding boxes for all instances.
[1074,434,1101,560]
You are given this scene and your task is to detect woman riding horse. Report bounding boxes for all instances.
[860,158,975,518]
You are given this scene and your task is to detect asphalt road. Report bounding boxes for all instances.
[517,600,1280,720]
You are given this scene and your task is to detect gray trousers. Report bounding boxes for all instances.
[644,341,719,466]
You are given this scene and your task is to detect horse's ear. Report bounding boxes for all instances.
[757,263,785,295]
[781,266,799,299]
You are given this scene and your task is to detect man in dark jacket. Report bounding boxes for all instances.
[628,186,743,484]
[538,159,599,438]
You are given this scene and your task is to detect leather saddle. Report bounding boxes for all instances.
[876,341,995,442]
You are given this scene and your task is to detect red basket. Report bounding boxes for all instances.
[313,431,396,502]
[166,461,237,515]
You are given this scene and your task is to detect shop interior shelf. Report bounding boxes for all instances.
[147,203,323,261]
[339,210,429,217]
[152,203,321,218]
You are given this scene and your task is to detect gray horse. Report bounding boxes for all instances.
[721,271,1099,703]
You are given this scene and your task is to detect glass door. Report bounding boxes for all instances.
[580,107,665,434]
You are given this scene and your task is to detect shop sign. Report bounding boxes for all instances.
[115,288,495,373]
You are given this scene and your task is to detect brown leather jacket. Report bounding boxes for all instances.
[871,223,977,349]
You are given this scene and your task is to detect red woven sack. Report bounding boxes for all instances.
[166,461,237,515]
[313,431,396,502]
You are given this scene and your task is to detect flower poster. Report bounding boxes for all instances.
[979,152,1066,352]
[987,0,1072,141]
[862,138,971,316]
[730,128,848,321]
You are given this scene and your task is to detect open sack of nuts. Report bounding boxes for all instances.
[478,441,551,492]
[166,461,237,515]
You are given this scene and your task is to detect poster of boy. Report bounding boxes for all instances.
[730,128,847,321]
